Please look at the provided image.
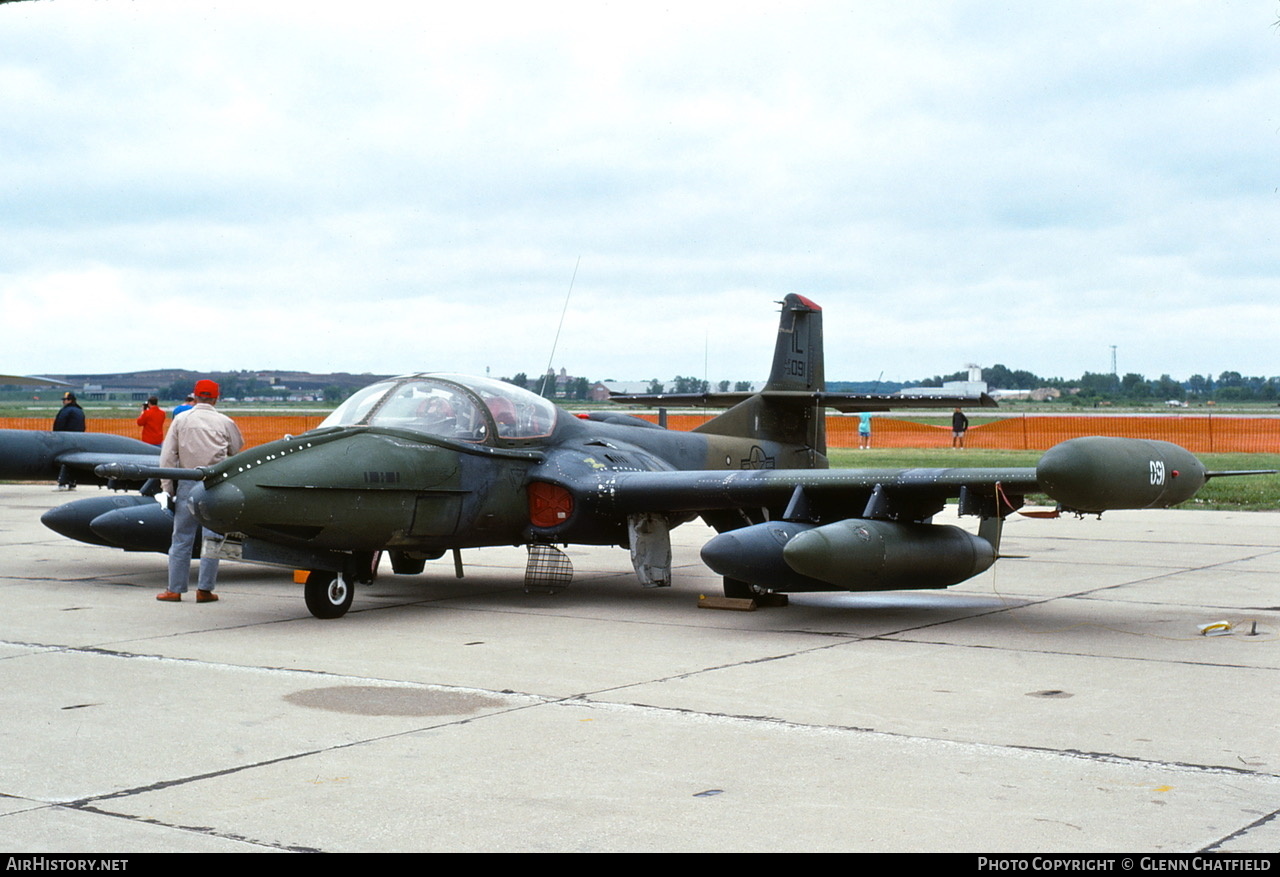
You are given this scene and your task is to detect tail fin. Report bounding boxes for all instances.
[765,294,824,393]
[694,294,827,464]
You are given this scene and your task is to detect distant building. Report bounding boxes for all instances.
[598,381,764,398]
[600,381,663,396]
[896,364,988,399]
[989,387,1062,402]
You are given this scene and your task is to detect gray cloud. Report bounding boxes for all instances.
[2,0,1277,384]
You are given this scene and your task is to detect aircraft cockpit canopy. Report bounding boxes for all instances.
[317,374,559,444]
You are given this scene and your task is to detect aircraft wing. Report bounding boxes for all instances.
[586,468,1029,509]
[609,390,997,411]
[582,465,1039,522]
[0,430,159,484]
[0,374,73,388]
[577,436,1213,522]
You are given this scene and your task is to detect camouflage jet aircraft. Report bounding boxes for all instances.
[11,296,1251,619]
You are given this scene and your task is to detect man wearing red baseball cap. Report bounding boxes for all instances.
[156,379,244,603]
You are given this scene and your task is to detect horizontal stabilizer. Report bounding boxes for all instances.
[610,390,997,411]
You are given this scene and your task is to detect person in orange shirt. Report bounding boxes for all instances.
[136,396,166,446]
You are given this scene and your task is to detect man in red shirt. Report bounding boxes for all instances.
[136,396,165,446]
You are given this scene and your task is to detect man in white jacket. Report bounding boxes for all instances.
[156,379,244,603]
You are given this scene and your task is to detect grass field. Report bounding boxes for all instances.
[828,448,1280,511]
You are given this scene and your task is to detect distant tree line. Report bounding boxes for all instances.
[502,372,593,401]
[144,365,1277,407]
[159,374,350,402]
[159,376,284,401]
[501,372,756,399]
[915,365,1280,404]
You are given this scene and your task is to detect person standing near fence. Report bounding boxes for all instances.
[53,392,85,433]
[136,396,165,446]
[858,412,872,449]
[951,407,969,449]
[52,392,86,489]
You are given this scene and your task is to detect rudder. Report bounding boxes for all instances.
[765,294,824,393]
[693,294,827,464]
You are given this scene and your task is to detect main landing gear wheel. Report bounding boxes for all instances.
[305,570,354,619]
[721,577,788,606]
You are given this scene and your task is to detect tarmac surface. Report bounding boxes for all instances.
[1,482,1277,853]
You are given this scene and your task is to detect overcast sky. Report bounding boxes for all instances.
[3,0,1277,385]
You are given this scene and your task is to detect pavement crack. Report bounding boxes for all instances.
[1200,807,1280,852]
[62,804,318,852]
[564,696,1280,781]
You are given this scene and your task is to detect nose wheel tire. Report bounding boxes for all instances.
[305,570,354,619]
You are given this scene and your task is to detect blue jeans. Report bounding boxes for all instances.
[167,480,219,593]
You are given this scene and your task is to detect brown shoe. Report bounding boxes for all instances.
[196,590,219,603]
[156,591,181,602]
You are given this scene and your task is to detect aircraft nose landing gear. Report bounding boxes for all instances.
[303,551,379,619]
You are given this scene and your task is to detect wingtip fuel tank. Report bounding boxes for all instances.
[1036,437,1207,513]
[40,495,174,552]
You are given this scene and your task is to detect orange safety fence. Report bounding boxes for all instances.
[831,415,1280,453]
[0,416,327,450]
[635,413,1280,454]
[5,413,1279,454]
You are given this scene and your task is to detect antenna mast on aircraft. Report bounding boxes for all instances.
[537,256,581,398]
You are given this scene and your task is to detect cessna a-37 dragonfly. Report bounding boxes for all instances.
[18,295,1255,619]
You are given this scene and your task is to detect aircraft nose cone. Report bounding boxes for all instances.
[193,480,245,533]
